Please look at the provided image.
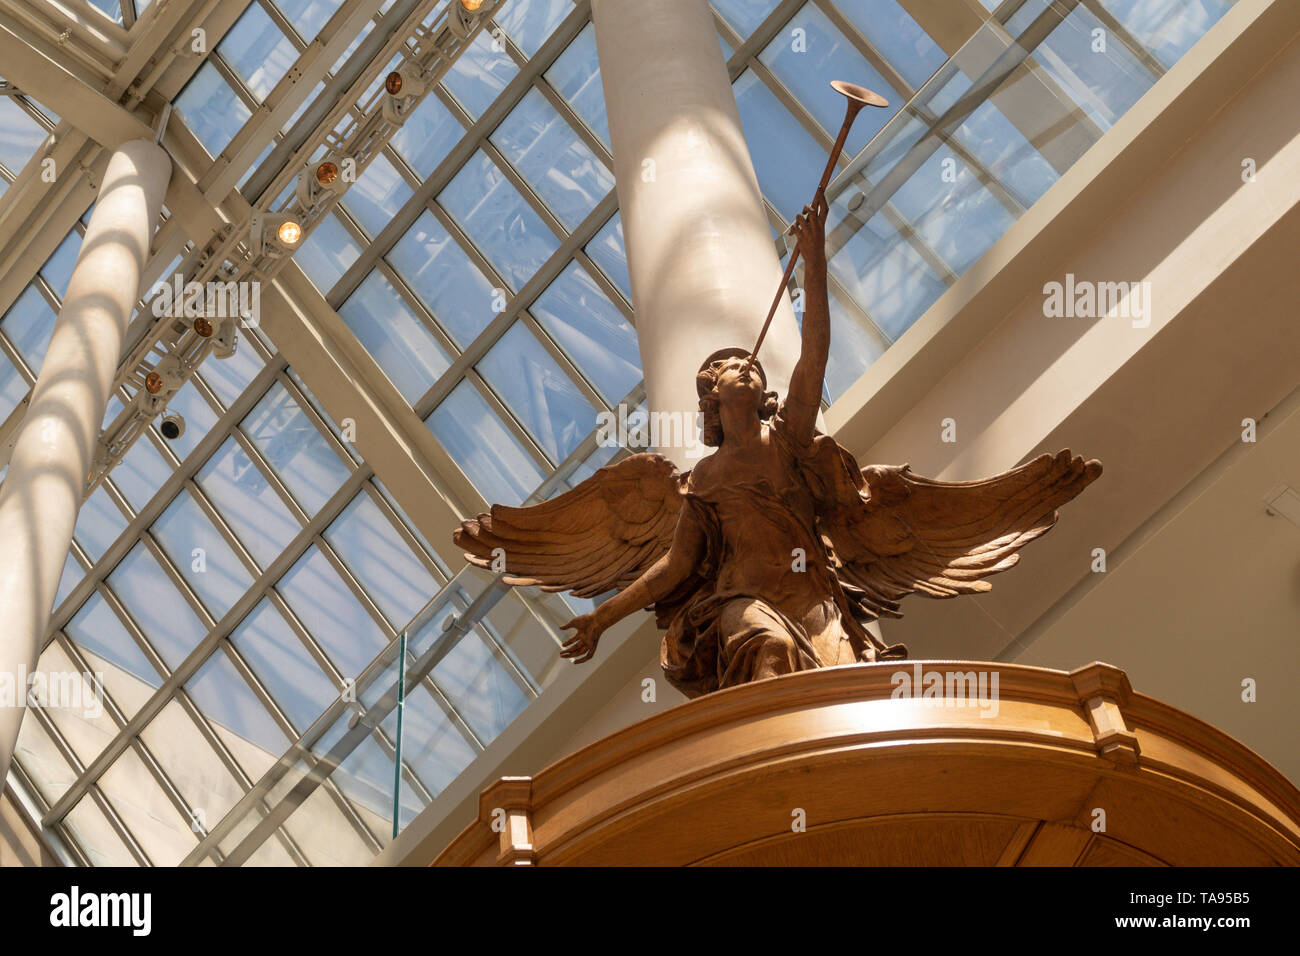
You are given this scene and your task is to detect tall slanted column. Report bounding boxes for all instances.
[592,0,805,469]
[0,138,171,781]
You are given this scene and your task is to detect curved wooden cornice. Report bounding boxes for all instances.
[433,661,1300,866]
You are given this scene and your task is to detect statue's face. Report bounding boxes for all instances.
[712,358,764,410]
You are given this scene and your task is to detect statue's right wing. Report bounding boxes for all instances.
[453,453,688,599]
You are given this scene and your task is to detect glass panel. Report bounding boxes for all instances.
[1098,0,1233,68]
[29,642,120,770]
[155,379,220,462]
[425,380,545,506]
[107,543,208,671]
[431,630,528,743]
[325,491,438,629]
[545,25,609,147]
[139,700,246,840]
[40,230,82,301]
[390,94,463,178]
[342,154,415,238]
[294,212,363,295]
[494,0,572,58]
[185,648,290,761]
[65,591,163,690]
[476,321,596,463]
[0,96,47,173]
[277,545,389,680]
[53,552,83,612]
[380,687,477,799]
[338,270,451,404]
[387,210,496,348]
[64,793,139,866]
[1,285,55,372]
[230,598,339,732]
[733,69,827,221]
[279,0,339,41]
[200,341,265,409]
[531,260,639,405]
[109,436,174,513]
[439,150,559,291]
[196,436,301,569]
[175,62,253,157]
[98,745,195,866]
[759,4,902,153]
[219,4,297,101]
[836,0,948,89]
[0,352,28,420]
[711,0,780,38]
[242,381,351,515]
[151,489,254,620]
[442,30,519,119]
[491,88,614,230]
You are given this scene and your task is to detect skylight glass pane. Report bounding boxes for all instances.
[175,62,252,158]
[390,93,463,178]
[440,151,559,291]
[197,435,301,569]
[279,0,340,42]
[491,88,614,230]
[325,491,438,629]
[157,379,220,461]
[585,212,631,302]
[54,551,84,611]
[733,69,827,222]
[823,294,885,402]
[0,97,46,173]
[477,322,595,464]
[379,687,476,797]
[430,631,529,743]
[108,543,208,671]
[139,699,245,837]
[387,210,495,348]
[219,4,297,102]
[711,0,779,39]
[494,0,572,58]
[545,25,609,147]
[151,489,254,620]
[40,230,82,301]
[1,285,54,372]
[760,4,901,153]
[442,30,518,119]
[836,0,948,89]
[1099,0,1232,68]
[110,437,174,514]
[339,270,451,405]
[243,382,351,515]
[426,380,545,506]
[185,648,289,758]
[66,592,162,690]
[64,794,138,867]
[230,598,340,732]
[342,154,415,239]
[74,485,128,562]
[951,98,1058,208]
[0,353,27,420]
[97,745,193,866]
[295,213,362,295]
[277,545,389,680]
[531,261,640,405]
[200,340,265,409]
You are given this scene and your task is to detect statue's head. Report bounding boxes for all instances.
[696,348,779,446]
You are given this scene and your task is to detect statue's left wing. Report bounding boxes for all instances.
[826,450,1101,619]
[453,452,687,599]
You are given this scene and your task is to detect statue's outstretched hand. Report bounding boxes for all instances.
[560,612,604,664]
[790,194,828,265]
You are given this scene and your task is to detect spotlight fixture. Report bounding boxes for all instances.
[460,0,484,10]
[250,212,304,257]
[297,158,348,205]
[193,316,214,338]
[160,412,186,441]
[213,315,239,360]
[381,63,428,124]
[145,371,164,394]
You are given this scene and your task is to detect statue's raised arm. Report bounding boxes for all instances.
[780,195,831,444]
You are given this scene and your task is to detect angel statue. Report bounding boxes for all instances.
[454,197,1102,699]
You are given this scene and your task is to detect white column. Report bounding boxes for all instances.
[592,0,805,469]
[0,139,170,781]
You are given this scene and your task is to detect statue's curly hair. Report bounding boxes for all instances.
[696,350,779,447]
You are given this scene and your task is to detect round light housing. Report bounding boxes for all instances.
[145,371,164,394]
[315,161,339,186]
[385,71,403,96]
[461,0,485,10]
[193,316,214,337]
[276,220,303,245]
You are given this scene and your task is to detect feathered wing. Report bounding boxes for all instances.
[453,453,687,599]
[827,449,1102,619]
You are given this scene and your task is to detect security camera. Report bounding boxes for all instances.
[160,412,186,441]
